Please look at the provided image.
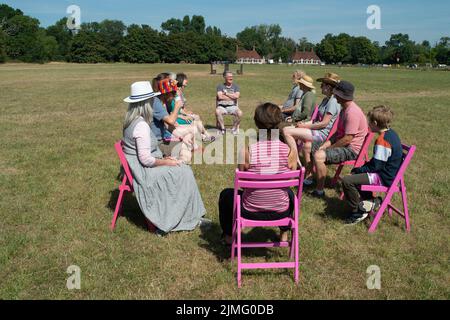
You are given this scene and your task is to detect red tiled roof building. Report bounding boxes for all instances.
[291,50,321,65]
[236,46,265,64]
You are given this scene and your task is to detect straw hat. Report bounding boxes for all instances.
[297,75,315,89]
[317,73,341,87]
[123,81,160,103]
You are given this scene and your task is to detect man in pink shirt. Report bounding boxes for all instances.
[311,81,368,197]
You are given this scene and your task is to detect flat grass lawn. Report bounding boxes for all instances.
[0,63,449,299]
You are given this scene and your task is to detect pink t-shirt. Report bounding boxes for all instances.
[242,140,291,213]
[336,102,368,154]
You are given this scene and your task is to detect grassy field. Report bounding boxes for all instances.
[0,62,449,300]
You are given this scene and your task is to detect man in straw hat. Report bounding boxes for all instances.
[311,80,368,198]
[283,75,316,123]
[283,73,341,185]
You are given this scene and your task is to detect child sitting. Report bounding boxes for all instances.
[342,105,403,224]
[219,103,298,245]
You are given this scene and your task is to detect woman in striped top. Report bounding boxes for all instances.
[219,103,298,245]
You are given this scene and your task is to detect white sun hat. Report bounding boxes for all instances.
[124,81,161,103]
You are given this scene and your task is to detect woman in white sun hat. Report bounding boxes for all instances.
[122,81,208,234]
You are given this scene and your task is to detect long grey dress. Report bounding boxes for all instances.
[122,117,206,233]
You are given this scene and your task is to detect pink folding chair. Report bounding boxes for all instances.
[310,104,319,121]
[231,167,306,288]
[361,144,416,233]
[111,141,156,232]
[330,131,375,188]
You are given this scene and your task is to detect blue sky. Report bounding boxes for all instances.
[3,0,449,44]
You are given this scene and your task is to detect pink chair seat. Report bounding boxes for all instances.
[240,217,294,228]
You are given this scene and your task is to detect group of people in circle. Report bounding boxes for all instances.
[121,69,403,241]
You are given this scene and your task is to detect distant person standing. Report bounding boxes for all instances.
[216,71,243,135]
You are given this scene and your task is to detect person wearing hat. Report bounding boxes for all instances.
[153,75,198,163]
[283,73,342,184]
[279,70,305,118]
[311,80,368,198]
[283,75,316,123]
[122,81,208,234]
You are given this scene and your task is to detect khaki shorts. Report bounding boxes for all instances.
[217,105,240,115]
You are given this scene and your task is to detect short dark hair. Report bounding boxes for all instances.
[368,105,394,129]
[254,102,282,130]
[176,73,187,87]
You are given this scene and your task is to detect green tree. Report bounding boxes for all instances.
[69,28,109,63]
[119,24,160,63]
[161,18,184,34]
[349,36,379,64]
[384,33,415,64]
[98,20,126,61]
[434,37,449,65]
[46,18,73,61]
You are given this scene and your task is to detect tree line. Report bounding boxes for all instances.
[0,4,448,65]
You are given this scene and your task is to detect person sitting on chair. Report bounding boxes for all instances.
[174,73,215,142]
[283,73,341,184]
[311,80,368,198]
[218,103,298,246]
[342,105,403,225]
[122,81,208,234]
[216,71,243,135]
[280,70,305,120]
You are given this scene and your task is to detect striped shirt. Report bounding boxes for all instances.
[242,139,291,213]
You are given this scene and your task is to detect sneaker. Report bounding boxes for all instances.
[202,135,216,143]
[358,197,382,213]
[303,178,314,187]
[310,190,325,198]
[231,128,240,136]
[345,212,369,225]
[218,129,226,136]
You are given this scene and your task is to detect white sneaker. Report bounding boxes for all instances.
[231,128,239,136]
[358,197,382,213]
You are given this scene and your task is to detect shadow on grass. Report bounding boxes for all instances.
[199,222,288,263]
[107,189,149,231]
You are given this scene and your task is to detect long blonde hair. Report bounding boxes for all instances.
[123,99,153,130]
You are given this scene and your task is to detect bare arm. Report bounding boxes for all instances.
[288,148,298,170]
[330,134,354,149]
[299,113,333,130]
[238,147,250,172]
[163,100,183,126]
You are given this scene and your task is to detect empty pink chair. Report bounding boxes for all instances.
[231,167,306,288]
[330,131,375,187]
[360,144,416,233]
[111,141,156,232]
